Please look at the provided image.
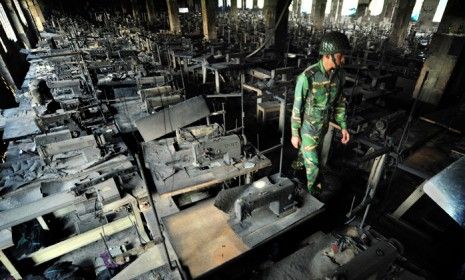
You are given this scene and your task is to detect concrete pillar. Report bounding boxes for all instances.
[130,0,139,21]
[18,0,39,40]
[388,0,415,48]
[187,0,194,10]
[201,0,217,40]
[18,0,40,43]
[312,0,327,31]
[264,0,278,47]
[25,0,43,32]
[0,54,18,109]
[372,0,391,25]
[328,0,338,24]
[146,0,156,24]
[333,0,343,24]
[166,0,181,34]
[32,0,45,23]
[417,0,440,32]
[386,0,397,23]
[264,0,291,54]
[120,0,127,14]
[231,0,238,18]
[355,0,371,21]
[0,53,17,92]
[292,0,301,19]
[413,0,465,105]
[4,0,31,48]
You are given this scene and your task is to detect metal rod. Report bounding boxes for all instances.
[348,195,356,217]
[99,233,115,264]
[259,143,283,155]
[396,71,429,155]
[135,154,174,270]
[241,75,245,136]
[275,93,286,177]
[359,204,371,229]
[257,133,260,151]
[210,110,226,116]
[205,93,243,98]
[226,126,244,134]
[222,103,226,135]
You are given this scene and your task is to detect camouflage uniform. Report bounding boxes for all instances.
[291,60,347,192]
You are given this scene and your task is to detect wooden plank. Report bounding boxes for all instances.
[158,157,272,197]
[36,216,49,231]
[420,107,465,134]
[0,250,22,279]
[29,216,134,265]
[0,192,86,231]
[242,83,263,96]
[160,177,220,199]
[420,116,462,134]
[164,199,248,278]
[392,182,426,219]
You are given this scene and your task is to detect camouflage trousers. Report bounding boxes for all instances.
[299,122,328,192]
[300,132,321,192]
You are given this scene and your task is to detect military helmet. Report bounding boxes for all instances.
[319,31,351,55]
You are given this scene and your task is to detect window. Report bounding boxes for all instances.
[369,0,384,16]
[257,0,264,9]
[227,0,231,7]
[341,0,358,16]
[246,0,253,9]
[218,0,223,7]
[432,0,447,23]
[0,3,18,42]
[411,0,424,21]
[301,0,313,14]
[325,0,332,15]
[237,0,242,8]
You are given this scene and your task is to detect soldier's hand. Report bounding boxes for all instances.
[341,129,350,144]
[291,136,301,149]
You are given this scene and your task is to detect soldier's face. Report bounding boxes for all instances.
[324,53,345,71]
[333,53,345,66]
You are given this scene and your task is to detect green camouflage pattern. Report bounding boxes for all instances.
[319,31,352,55]
[291,60,347,191]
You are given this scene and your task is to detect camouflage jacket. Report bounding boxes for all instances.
[291,60,347,137]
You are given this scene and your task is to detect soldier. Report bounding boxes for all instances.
[291,31,351,193]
